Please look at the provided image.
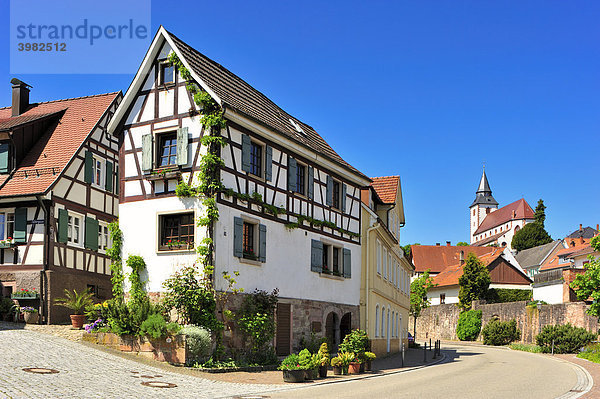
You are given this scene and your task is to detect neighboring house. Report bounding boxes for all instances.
[469,169,535,250]
[107,27,370,354]
[411,243,497,279]
[359,176,413,356]
[515,240,565,278]
[427,248,532,306]
[0,79,121,323]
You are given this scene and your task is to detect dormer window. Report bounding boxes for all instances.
[0,142,11,174]
[159,61,175,85]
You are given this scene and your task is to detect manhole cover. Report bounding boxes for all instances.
[141,381,177,388]
[23,368,59,374]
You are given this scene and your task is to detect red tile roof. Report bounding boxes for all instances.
[411,244,498,274]
[474,198,535,236]
[370,176,399,204]
[0,92,120,197]
[433,249,505,287]
[539,241,591,271]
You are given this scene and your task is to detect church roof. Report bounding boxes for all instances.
[470,170,498,207]
[473,198,535,236]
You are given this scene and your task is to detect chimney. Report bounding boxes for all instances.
[580,224,583,232]
[435,243,440,246]
[446,241,451,246]
[596,224,599,232]
[460,251,465,266]
[11,78,31,117]
[580,236,584,244]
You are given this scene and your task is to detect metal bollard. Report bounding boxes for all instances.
[429,338,432,351]
[423,342,427,362]
[433,340,437,359]
[401,343,405,368]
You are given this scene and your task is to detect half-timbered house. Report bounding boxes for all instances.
[108,27,371,353]
[0,79,121,323]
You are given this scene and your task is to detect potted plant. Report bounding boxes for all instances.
[278,353,305,383]
[338,351,354,375]
[364,351,376,371]
[298,349,317,380]
[348,353,361,374]
[54,288,94,329]
[318,342,329,378]
[20,306,38,324]
[331,356,342,375]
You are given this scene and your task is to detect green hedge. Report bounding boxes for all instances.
[485,289,532,304]
[482,319,520,345]
[536,324,597,354]
[456,309,482,341]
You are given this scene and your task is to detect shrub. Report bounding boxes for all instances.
[456,309,482,341]
[486,289,532,304]
[299,332,327,354]
[0,297,15,316]
[318,342,330,366]
[54,289,94,315]
[237,289,278,364]
[482,319,520,346]
[338,329,369,354]
[278,353,301,370]
[578,343,600,364]
[330,356,342,367]
[181,325,212,364]
[298,349,312,370]
[140,313,168,339]
[536,324,597,354]
[509,343,542,353]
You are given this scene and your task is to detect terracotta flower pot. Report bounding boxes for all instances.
[70,314,86,329]
[282,369,305,383]
[24,312,38,324]
[332,366,342,375]
[348,362,361,374]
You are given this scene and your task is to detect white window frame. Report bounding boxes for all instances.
[91,156,105,189]
[0,210,15,241]
[383,248,388,280]
[375,304,379,337]
[159,60,175,86]
[98,222,110,253]
[376,240,381,275]
[67,211,84,247]
[381,306,385,338]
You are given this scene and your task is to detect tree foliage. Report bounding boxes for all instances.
[410,269,436,339]
[511,222,553,252]
[570,235,600,317]
[457,242,469,246]
[534,199,547,227]
[458,253,491,310]
[456,309,482,341]
[402,243,419,258]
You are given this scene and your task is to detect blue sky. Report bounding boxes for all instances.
[1,1,599,245]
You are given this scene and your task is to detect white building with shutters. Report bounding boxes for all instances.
[0,79,121,323]
[108,27,370,353]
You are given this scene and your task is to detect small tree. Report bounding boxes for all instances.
[511,223,553,252]
[410,269,436,339]
[402,243,419,259]
[457,242,469,246]
[458,253,491,310]
[534,199,546,227]
[570,235,600,317]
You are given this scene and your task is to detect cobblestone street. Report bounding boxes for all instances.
[0,326,287,399]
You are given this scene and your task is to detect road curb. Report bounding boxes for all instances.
[552,358,593,399]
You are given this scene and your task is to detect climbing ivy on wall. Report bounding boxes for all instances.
[107,221,125,300]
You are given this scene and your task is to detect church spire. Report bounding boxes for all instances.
[470,168,498,207]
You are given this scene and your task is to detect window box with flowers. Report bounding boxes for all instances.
[0,237,14,249]
[11,289,39,299]
[166,239,194,250]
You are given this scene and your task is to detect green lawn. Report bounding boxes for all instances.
[577,344,600,364]
[509,343,542,353]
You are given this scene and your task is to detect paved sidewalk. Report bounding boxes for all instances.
[555,354,599,399]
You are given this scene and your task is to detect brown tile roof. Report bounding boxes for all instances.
[473,198,535,236]
[370,176,399,204]
[433,249,505,287]
[166,29,368,181]
[411,244,498,274]
[538,242,591,271]
[0,112,60,131]
[0,92,120,197]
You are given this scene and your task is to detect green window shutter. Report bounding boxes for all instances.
[310,239,323,273]
[141,134,153,172]
[58,209,68,243]
[115,165,119,195]
[287,157,297,191]
[265,145,273,181]
[241,134,251,173]
[85,217,99,250]
[233,217,243,257]
[176,127,189,166]
[14,207,27,244]
[105,161,113,192]
[342,183,347,212]
[84,151,93,184]
[326,176,333,207]
[259,224,267,262]
[0,143,9,173]
[343,248,351,278]
[307,166,314,200]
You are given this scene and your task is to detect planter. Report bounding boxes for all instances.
[342,366,349,375]
[348,362,361,374]
[365,360,372,371]
[318,365,328,378]
[304,368,318,380]
[359,362,365,373]
[70,314,86,329]
[24,312,38,324]
[282,369,305,383]
[332,366,342,375]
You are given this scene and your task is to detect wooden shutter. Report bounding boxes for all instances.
[310,239,323,272]
[105,161,113,192]
[141,134,153,172]
[85,217,99,250]
[233,217,243,257]
[287,157,297,191]
[343,248,351,278]
[241,134,251,172]
[307,166,314,199]
[176,127,188,166]
[342,183,347,212]
[326,175,333,206]
[276,303,292,356]
[115,165,119,195]
[14,207,27,244]
[84,151,93,184]
[58,209,68,243]
[0,143,9,173]
[265,145,273,181]
[259,224,267,262]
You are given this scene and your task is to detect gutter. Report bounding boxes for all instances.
[36,195,50,325]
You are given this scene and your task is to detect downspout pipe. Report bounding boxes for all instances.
[36,195,50,324]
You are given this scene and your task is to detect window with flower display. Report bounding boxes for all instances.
[159,212,194,251]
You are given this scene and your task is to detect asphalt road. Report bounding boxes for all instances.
[267,343,584,399]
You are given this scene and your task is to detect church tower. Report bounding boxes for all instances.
[469,169,499,243]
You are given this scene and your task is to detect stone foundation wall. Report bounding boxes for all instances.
[410,301,599,343]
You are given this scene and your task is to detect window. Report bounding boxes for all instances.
[333,180,341,209]
[376,240,381,274]
[296,164,306,195]
[440,294,446,304]
[157,133,177,167]
[375,305,379,337]
[0,142,11,174]
[322,243,329,272]
[243,221,256,259]
[383,248,388,280]
[160,62,175,85]
[67,214,83,246]
[159,213,194,251]
[92,157,104,188]
[0,212,14,241]
[332,247,340,274]
[381,307,385,338]
[87,284,98,296]
[250,141,262,177]
[98,223,110,252]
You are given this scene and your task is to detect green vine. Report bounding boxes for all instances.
[107,221,125,300]
[126,255,147,304]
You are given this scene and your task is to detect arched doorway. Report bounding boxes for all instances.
[325,312,340,351]
[340,313,352,344]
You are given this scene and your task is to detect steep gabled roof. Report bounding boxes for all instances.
[567,226,599,239]
[0,92,120,197]
[411,244,498,274]
[474,198,535,236]
[515,240,563,269]
[371,176,400,204]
